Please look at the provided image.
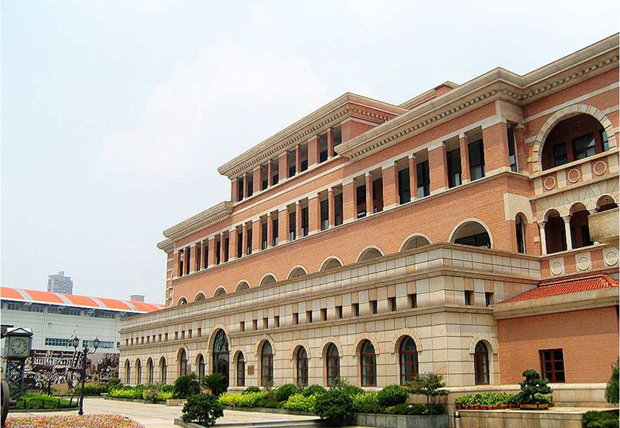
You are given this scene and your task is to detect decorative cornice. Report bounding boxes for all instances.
[336,34,619,161]
[217,93,406,179]
[162,201,234,243]
[157,239,174,253]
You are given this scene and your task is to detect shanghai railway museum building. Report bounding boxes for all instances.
[119,35,619,406]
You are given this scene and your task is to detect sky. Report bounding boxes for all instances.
[2,0,618,303]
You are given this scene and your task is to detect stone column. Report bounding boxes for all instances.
[328,188,335,227]
[365,173,373,215]
[242,175,249,198]
[267,213,274,248]
[563,216,573,251]
[242,224,248,256]
[327,128,334,158]
[295,202,302,238]
[459,133,470,183]
[538,221,547,255]
[188,245,196,273]
[220,232,227,263]
[409,154,417,200]
[295,145,302,173]
[267,162,273,187]
[200,240,206,268]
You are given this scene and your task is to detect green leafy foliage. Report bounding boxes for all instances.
[377,385,408,408]
[12,393,78,410]
[302,385,326,397]
[352,392,381,414]
[384,403,444,415]
[76,383,107,396]
[516,370,552,405]
[109,385,146,399]
[283,393,317,412]
[583,411,619,428]
[605,359,619,405]
[218,392,268,407]
[181,393,224,427]
[173,374,201,399]
[201,373,227,397]
[314,389,354,425]
[454,392,516,408]
[242,386,261,395]
[275,384,299,402]
[405,373,448,405]
[106,377,122,391]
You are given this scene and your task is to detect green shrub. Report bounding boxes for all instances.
[605,359,619,405]
[242,386,261,395]
[181,393,224,426]
[352,392,382,414]
[314,389,354,425]
[76,383,107,396]
[283,393,316,412]
[583,411,619,428]
[515,370,552,405]
[157,391,173,402]
[276,384,299,402]
[109,386,145,400]
[219,391,268,407]
[384,403,444,415]
[13,393,78,410]
[255,396,281,408]
[341,385,365,397]
[302,384,326,397]
[202,373,227,397]
[405,373,448,405]
[378,385,408,408]
[105,377,122,392]
[173,374,201,399]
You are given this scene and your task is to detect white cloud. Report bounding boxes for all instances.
[99,40,331,180]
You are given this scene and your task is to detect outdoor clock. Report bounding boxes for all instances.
[4,328,32,359]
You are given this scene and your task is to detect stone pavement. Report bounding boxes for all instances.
[9,397,322,428]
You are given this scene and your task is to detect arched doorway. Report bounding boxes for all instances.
[212,330,229,387]
[544,209,567,254]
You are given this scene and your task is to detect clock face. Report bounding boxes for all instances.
[10,337,28,356]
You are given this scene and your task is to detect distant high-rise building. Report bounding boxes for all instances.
[47,271,73,294]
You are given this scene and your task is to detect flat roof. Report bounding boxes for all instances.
[0,287,164,313]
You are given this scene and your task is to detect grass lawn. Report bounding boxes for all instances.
[7,414,145,428]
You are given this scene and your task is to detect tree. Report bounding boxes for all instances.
[405,373,448,405]
[173,374,201,399]
[605,359,619,405]
[201,373,227,397]
[181,393,224,426]
[517,370,552,404]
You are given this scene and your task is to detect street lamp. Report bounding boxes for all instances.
[71,336,99,415]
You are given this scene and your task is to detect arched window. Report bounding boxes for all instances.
[236,281,250,292]
[544,209,567,253]
[597,195,618,212]
[320,258,343,272]
[399,336,419,384]
[474,342,490,385]
[400,235,431,252]
[296,347,308,387]
[326,344,340,386]
[236,353,245,387]
[360,340,376,387]
[515,214,527,254]
[357,248,383,263]
[261,341,273,386]
[214,287,227,297]
[135,359,142,385]
[569,203,593,249]
[159,357,167,383]
[177,297,188,306]
[179,349,188,377]
[260,274,277,286]
[451,221,491,248]
[125,360,131,384]
[196,354,205,379]
[147,358,154,384]
[288,267,308,279]
[212,330,229,387]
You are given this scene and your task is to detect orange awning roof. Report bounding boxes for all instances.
[500,274,618,304]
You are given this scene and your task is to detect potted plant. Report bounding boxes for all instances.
[516,370,552,410]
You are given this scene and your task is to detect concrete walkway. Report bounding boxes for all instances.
[9,397,321,428]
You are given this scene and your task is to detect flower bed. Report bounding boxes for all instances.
[6,414,144,428]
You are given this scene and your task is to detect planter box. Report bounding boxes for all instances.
[353,413,449,428]
[519,403,549,410]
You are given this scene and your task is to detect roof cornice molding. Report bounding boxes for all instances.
[162,201,234,243]
[217,93,406,179]
[157,239,174,253]
[336,34,619,161]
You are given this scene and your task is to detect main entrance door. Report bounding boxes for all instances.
[212,330,229,387]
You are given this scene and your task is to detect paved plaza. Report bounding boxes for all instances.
[8,397,321,428]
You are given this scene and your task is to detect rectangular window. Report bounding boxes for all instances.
[293,313,299,325]
[372,178,383,213]
[215,240,221,265]
[306,310,313,323]
[398,168,411,204]
[263,318,268,329]
[417,161,430,198]
[320,308,327,321]
[334,194,343,226]
[240,321,245,332]
[272,218,279,246]
[274,316,280,327]
[300,144,308,171]
[319,134,328,163]
[261,165,269,190]
[301,207,309,236]
[247,175,253,197]
[540,349,565,382]
[237,232,243,258]
[601,130,610,152]
[252,320,258,330]
[507,125,518,172]
[288,150,296,177]
[185,247,191,274]
[352,303,360,317]
[573,134,596,160]
[289,211,296,241]
[485,292,494,307]
[464,290,473,306]
[271,160,279,186]
[336,305,343,319]
[553,143,568,167]
[197,328,202,337]
[447,148,462,188]
[224,237,229,262]
[262,223,268,250]
[195,244,202,271]
[388,297,397,312]
[203,242,209,268]
[468,140,485,180]
[370,300,378,315]
[408,293,417,309]
[320,199,329,230]
[246,229,252,255]
[356,184,367,218]
[237,177,244,201]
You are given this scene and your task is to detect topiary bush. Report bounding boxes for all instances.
[314,389,354,426]
[181,393,224,426]
[276,384,299,402]
[583,411,619,428]
[242,386,261,395]
[377,385,408,408]
[202,373,227,397]
[302,385,326,397]
[173,374,201,399]
[605,359,619,405]
[515,370,552,405]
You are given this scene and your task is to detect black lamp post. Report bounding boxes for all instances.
[71,336,99,415]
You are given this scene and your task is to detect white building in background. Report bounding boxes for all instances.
[47,271,73,294]
[0,287,163,354]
